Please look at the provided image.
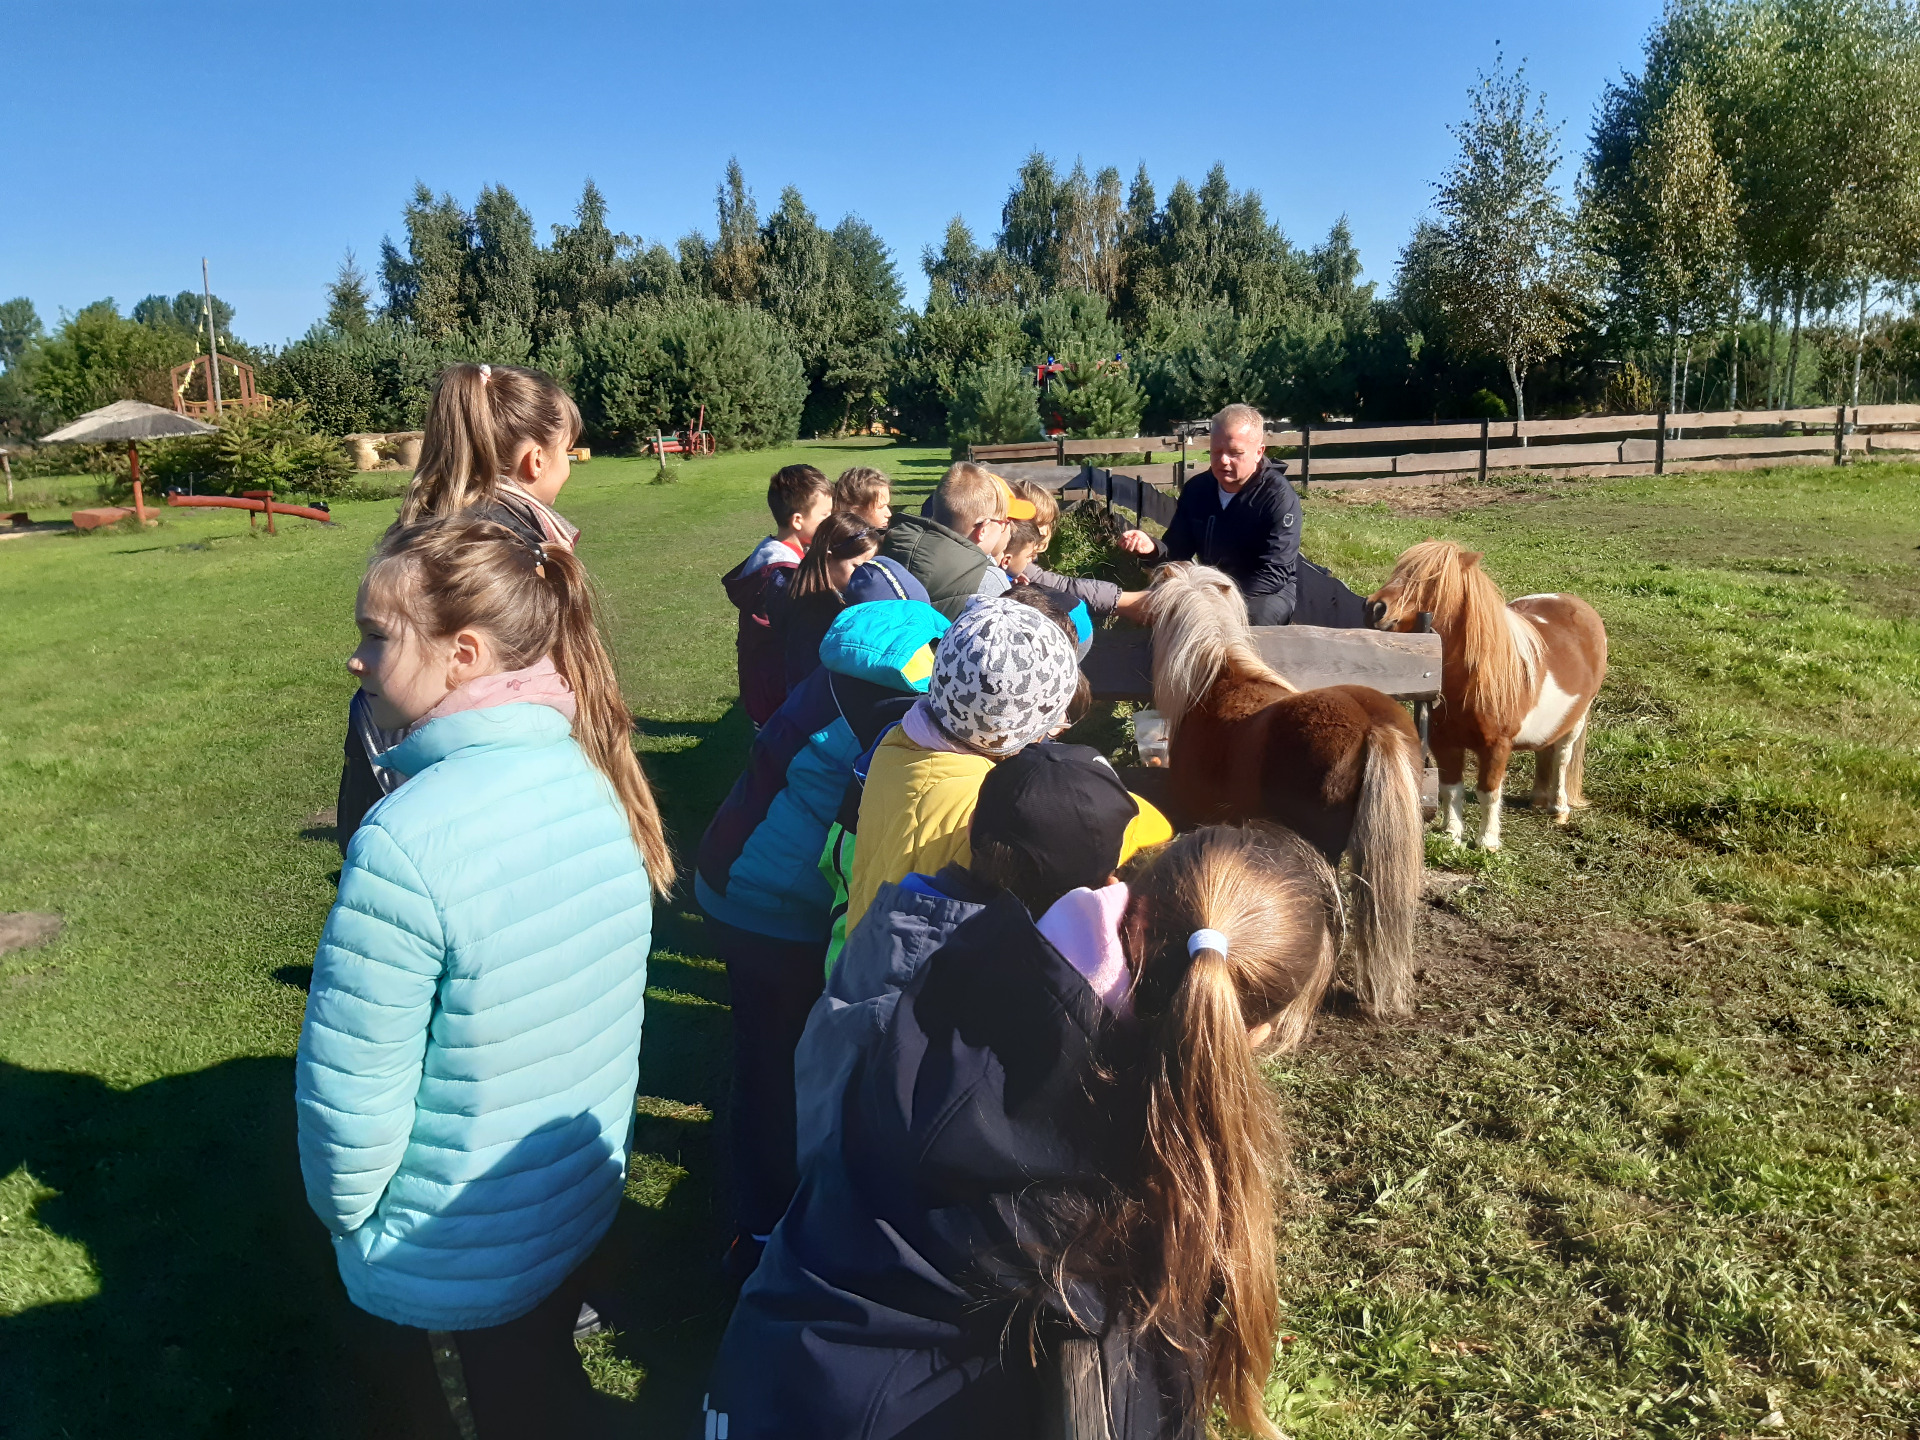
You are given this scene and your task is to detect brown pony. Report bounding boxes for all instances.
[1146,563,1424,1018]
[1367,540,1607,850]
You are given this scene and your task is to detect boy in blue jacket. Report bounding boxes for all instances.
[696,597,950,1280]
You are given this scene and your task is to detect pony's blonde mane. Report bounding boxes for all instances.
[1381,540,1536,722]
[1146,563,1296,734]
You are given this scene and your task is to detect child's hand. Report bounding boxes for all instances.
[1119,529,1157,556]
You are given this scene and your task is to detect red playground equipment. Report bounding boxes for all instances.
[647,405,716,459]
[166,489,333,534]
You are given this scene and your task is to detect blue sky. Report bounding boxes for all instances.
[2,0,1663,347]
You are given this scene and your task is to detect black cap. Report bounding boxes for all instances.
[971,744,1139,894]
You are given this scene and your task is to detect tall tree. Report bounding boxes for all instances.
[998,152,1063,296]
[539,179,637,339]
[711,159,762,305]
[1591,78,1742,411]
[325,251,372,333]
[922,218,1017,307]
[1417,57,1591,428]
[0,298,43,370]
[383,184,471,338]
[468,184,539,332]
[1054,162,1128,299]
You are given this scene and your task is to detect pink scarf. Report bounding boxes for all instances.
[1036,882,1133,1017]
[409,655,577,734]
[900,696,988,757]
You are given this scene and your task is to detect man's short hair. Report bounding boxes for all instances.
[1212,403,1266,438]
[768,464,831,524]
[927,462,1006,534]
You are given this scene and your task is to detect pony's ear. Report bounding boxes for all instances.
[1459,550,1483,570]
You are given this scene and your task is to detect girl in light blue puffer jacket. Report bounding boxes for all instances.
[296,512,671,1435]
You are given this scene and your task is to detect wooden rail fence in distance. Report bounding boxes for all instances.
[971,402,1920,493]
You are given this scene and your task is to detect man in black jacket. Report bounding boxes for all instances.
[1120,402,1301,624]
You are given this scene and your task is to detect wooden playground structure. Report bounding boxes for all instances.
[170,353,269,417]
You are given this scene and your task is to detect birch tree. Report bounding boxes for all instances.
[1423,59,1590,430]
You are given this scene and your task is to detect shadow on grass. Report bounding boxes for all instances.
[0,1057,376,1438]
[0,709,756,1439]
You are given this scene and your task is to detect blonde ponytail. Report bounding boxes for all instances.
[402,364,583,524]
[367,514,674,895]
[1118,824,1342,1436]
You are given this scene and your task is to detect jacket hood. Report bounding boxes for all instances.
[722,536,801,604]
[377,702,573,779]
[820,599,950,693]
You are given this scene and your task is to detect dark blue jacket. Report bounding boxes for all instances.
[702,896,1198,1440]
[696,602,949,942]
[1150,459,1301,624]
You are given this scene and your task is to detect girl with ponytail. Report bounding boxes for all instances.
[297,513,668,1431]
[702,816,1338,1440]
[338,363,586,852]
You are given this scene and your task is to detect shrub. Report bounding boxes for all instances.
[888,302,1027,444]
[947,358,1042,456]
[140,401,352,498]
[1465,387,1511,419]
[574,300,805,452]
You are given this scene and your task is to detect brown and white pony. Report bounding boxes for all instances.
[1366,540,1607,850]
[1146,563,1424,1018]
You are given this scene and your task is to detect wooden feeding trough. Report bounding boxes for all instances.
[170,353,268,416]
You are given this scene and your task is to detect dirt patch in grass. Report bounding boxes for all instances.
[0,912,63,957]
[1318,481,1567,517]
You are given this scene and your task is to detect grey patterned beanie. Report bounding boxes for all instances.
[927,597,1080,758]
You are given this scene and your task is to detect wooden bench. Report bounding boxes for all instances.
[1088,624,1445,818]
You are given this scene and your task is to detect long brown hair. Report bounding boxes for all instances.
[401,364,583,524]
[1114,824,1341,1435]
[366,514,674,894]
[787,511,881,603]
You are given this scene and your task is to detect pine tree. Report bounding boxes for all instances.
[325,251,372,333]
[998,152,1062,295]
[386,184,471,338]
[948,357,1044,454]
[468,185,539,332]
[539,179,638,340]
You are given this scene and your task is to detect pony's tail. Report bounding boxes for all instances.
[1346,724,1421,1019]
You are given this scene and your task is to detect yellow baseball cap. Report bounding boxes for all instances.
[988,472,1038,521]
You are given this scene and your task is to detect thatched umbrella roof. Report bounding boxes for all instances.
[39,400,217,444]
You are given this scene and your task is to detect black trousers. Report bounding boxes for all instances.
[355,1271,608,1439]
[706,917,828,1237]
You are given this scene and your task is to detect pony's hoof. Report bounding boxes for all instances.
[1550,808,1572,826]
[1478,835,1503,852]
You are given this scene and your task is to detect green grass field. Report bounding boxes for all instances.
[2,445,1915,1437]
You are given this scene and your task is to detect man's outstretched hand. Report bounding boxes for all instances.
[1118,529,1158,556]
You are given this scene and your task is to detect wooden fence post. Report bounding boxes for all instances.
[1655,411,1667,475]
[1054,435,1066,466]
[1300,424,1312,491]
[1478,418,1489,483]
[1413,611,1434,762]
[1835,405,1847,465]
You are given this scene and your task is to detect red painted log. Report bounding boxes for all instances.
[165,494,333,524]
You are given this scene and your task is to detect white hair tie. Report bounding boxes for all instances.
[478,364,492,384]
[1188,929,1229,958]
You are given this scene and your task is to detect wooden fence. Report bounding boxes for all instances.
[971,402,1920,495]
